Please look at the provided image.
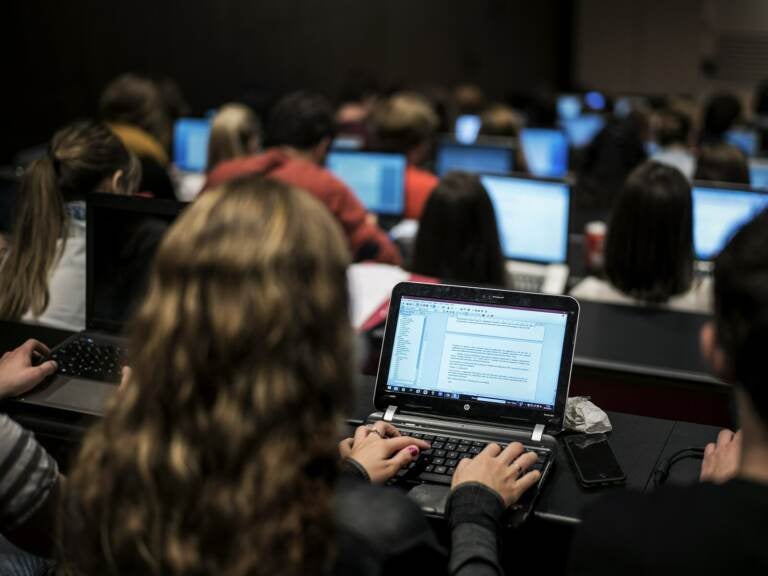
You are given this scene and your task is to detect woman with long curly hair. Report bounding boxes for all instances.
[59,175,540,576]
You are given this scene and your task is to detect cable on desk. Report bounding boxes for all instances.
[653,447,705,487]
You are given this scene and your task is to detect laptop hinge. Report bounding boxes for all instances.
[383,405,398,422]
[531,424,545,442]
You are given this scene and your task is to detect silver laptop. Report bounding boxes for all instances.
[368,282,579,525]
[17,193,184,416]
[480,173,571,294]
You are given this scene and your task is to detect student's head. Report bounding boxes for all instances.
[701,208,768,428]
[99,74,172,152]
[370,92,439,164]
[701,93,742,142]
[61,176,351,575]
[265,91,335,161]
[454,83,486,115]
[207,103,262,171]
[655,108,692,148]
[411,172,505,286]
[0,121,140,321]
[604,161,694,303]
[694,143,750,185]
[479,104,523,139]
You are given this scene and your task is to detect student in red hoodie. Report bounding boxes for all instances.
[369,93,440,220]
[207,92,400,265]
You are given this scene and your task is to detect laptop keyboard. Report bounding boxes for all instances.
[392,431,551,494]
[51,336,126,383]
[511,273,545,293]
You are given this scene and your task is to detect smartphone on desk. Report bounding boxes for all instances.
[564,433,626,488]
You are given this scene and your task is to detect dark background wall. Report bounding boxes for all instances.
[5,0,570,163]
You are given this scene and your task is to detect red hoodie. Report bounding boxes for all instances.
[206,149,401,265]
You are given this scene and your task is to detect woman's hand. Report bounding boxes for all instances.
[339,422,431,484]
[700,429,742,484]
[0,340,57,400]
[451,442,541,507]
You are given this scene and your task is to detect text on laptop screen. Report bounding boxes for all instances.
[560,114,605,148]
[693,185,768,260]
[725,129,759,157]
[435,143,514,176]
[173,119,211,172]
[455,115,482,145]
[326,151,406,215]
[385,297,568,410]
[750,161,768,189]
[480,175,570,263]
[519,129,569,178]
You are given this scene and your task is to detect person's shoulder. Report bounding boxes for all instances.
[569,277,622,301]
[406,166,439,190]
[205,151,278,189]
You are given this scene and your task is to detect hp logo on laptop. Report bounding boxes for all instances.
[464,404,470,411]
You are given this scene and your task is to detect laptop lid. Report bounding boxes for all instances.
[557,94,582,122]
[86,193,186,333]
[519,128,569,178]
[435,141,515,177]
[725,127,759,158]
[455,114,482,145]
[374,282,579,430]
[480,173,570,265]
[173,118,211,173]
[749,159,768,189]
[560,114,605,148]
[326,150,407,216]
[692,181,768,260]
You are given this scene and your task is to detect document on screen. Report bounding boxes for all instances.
[391,313,425,384]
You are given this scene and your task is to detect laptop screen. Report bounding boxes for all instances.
[560,114,605,148]
[326,151,406,215]
[480,175,570,264]
[435,142,514,176]
[173,118,211,173]
[693,184,768,260]
[750,160,768,189]
[88,195,185,332]
[455,115,482,145]
[519,128,569,178]
[725,128,758,157]
[557,95,582,121]
[385,296,569,410]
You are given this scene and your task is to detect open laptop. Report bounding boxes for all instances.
[725,127,759,158]
[17,193,185,416]
[455,114,482,145]
[693,182,768,269]
[367,282,579,525]
[560,114,605,149]
[435,140,515,177]
[749,159,768,189]
[480,174,571,294]
[519,128,569,178]
[326,150,407,225]
[173,118,211,201]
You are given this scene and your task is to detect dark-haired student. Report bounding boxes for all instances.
[206,91,400,265]
[59,176,540,576]
[571,162,712,314]
[569,207,768,575]
[369,92,440,220]
[349,172,507,329]
[694,143,751,185]
[651,107,695,180]
[479,104,529,174]
[0,121,140,330]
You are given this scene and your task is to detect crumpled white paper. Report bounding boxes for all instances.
[564,396,613,433]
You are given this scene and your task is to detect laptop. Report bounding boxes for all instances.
[749,159,768,189]
[692,182,768,268]
[519,128,569,178]
[560,114,605,149]
[326,150,407,221]
[367,281,579,525]
[725,127,759,158]
[435,140,515,177]
[557,94,582,122]
[480,174,571,294]
[17,193,185,416]
[455,114,482,145]
[173,118,211,201]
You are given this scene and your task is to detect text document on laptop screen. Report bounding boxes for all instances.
[385,297,567,410]
[481,175,569,263]
[327,152,406,215]
[693,186,768,260]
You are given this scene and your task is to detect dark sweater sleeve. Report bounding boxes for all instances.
[446,483,506,576]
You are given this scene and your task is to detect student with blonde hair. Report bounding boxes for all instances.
[207,103,262,172]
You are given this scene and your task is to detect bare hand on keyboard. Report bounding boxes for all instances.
[451,442,541,507]
[0,339,58,399]
[340,422,431,484]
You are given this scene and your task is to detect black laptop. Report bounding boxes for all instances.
[367,282,579,525]
[17,193,185,415]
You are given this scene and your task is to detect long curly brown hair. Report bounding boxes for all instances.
[59,176,353,575]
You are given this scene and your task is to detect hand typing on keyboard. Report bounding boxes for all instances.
[452,442,541,507]
[340,422,431,484]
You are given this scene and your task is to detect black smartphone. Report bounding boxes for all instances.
[564,433,626,488]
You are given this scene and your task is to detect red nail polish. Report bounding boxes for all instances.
[409,446,419,457]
